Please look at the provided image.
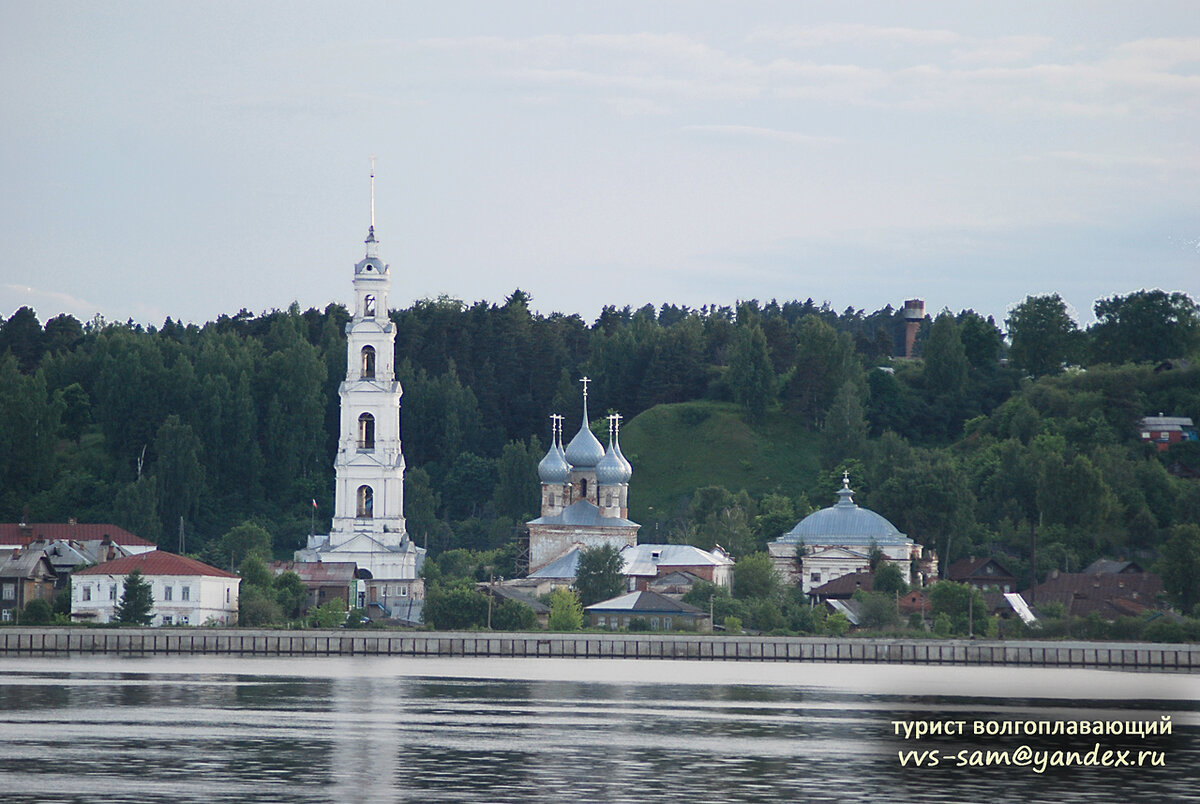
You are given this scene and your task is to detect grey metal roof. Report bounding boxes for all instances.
[620,544,732,574]
[772,484,910,547]
[1142,415,1195,428]
[528,547,583,579]
[527,500,638,528]
[585,590,703,614]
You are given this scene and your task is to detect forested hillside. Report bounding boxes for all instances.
[1,289,1198,593]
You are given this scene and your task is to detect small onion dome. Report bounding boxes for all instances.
[538,442,571,485]
[613,427,633,483]
[595,442,626,486]
[564,419,605,469]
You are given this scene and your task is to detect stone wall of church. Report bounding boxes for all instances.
[528,524,638,573]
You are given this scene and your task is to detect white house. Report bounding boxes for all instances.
[72,551,240,626]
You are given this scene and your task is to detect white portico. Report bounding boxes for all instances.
[297,175,425,610]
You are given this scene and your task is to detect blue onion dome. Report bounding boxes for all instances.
[538,441,571,485]
[613,423,633,483]
[595,440,625,486]
[564,399,605,469]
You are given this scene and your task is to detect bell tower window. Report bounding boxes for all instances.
[357,485,374,518]
[364,294,376,317]
[361,346,376,379]
[358,413,375,450]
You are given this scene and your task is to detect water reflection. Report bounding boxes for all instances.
[0,657,1196,803]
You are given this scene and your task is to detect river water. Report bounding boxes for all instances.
[0,656,1197,803]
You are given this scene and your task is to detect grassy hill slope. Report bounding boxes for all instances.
[619,401,822,530]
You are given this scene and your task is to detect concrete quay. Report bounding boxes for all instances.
[1,628,1197,672]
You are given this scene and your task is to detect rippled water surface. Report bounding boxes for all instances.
[0,656,1197,803]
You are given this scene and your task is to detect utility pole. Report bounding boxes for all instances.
[178,516,185,554]
[486,573,494,630]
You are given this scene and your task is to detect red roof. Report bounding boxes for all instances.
[74,551,237,579]
[0,523,155,548]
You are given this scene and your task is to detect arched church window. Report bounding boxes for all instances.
[605,492,612,507]
[364,294,376,317]
[361,346,376,379]
[580,478,588,498]
[357,485,374,518]
[358,413,375,450]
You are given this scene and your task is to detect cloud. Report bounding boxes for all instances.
[678,124,842,146]
[1,285,97,318]
[747,23,963,49]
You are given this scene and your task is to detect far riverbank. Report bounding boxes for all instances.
[1,627,1197,672]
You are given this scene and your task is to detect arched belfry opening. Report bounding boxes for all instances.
[364,294,376,317]
[361,345,376,379]
[358,413,375,450]
[356,485,374,518]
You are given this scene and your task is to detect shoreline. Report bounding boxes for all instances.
[1,627,1197,672]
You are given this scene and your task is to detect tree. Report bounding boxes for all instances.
[784,316,859,428]
[1090,289,1200,364]
[923,313,969,397]
[547,587,584,630]
[114,569,154,625]
[21,598,53,625]
[727,321,775,422]
[491,598,538,631]
[873,562,908,594]
[732,552,779,600]
[1158,524,1200,614]
[574,544,626,606]
[273,571,308,620]
[1005,294,1080,377]
[213,521,273,570]
[823,380,868,462]
[152,415,206,540]
[424,584,488,629]
[491,438,541,521]
[308,598,347,628]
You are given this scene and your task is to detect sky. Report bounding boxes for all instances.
[2,1,1198,330]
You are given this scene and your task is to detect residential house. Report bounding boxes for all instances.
[72,551,239,626]
[1140,415,1198,452]
[269,561,357,612]
[1020,569,1165,621]
[0,550,57,622]
[585,590,708,631]
[947,557,1017,593]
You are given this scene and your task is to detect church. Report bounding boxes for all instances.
[526,383,640,573]
[295,187,425,620]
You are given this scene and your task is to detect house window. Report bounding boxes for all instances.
[161,615,172,626]
[226,588,230,603]
[597,616,606,627]
[163,586,173,601]
[664,617,672,630]
[358,413,375,450]
[650,617,660,629]
[1,584,14,601]
[82,585,92,601]
[357,485,374,518]
[361,346,376,379]
[181,586,190,601]
[399,586,408,597]
[610,618,619,631]
[1,610,10,623]
[810,573,821,583]
[109,586,117,601]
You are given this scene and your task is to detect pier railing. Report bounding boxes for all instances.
[1,628,1197,672]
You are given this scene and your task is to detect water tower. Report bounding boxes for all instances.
[902,299,925,358]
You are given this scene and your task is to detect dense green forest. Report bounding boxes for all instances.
[1,288,1199,603]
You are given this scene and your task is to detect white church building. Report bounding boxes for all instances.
[296,182,425,620]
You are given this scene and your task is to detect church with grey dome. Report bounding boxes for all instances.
[526,380,639,573]
[768,473,936,594]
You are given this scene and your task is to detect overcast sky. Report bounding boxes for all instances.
[2,2,1197,330]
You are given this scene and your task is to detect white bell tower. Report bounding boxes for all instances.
[329,166,406,543]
